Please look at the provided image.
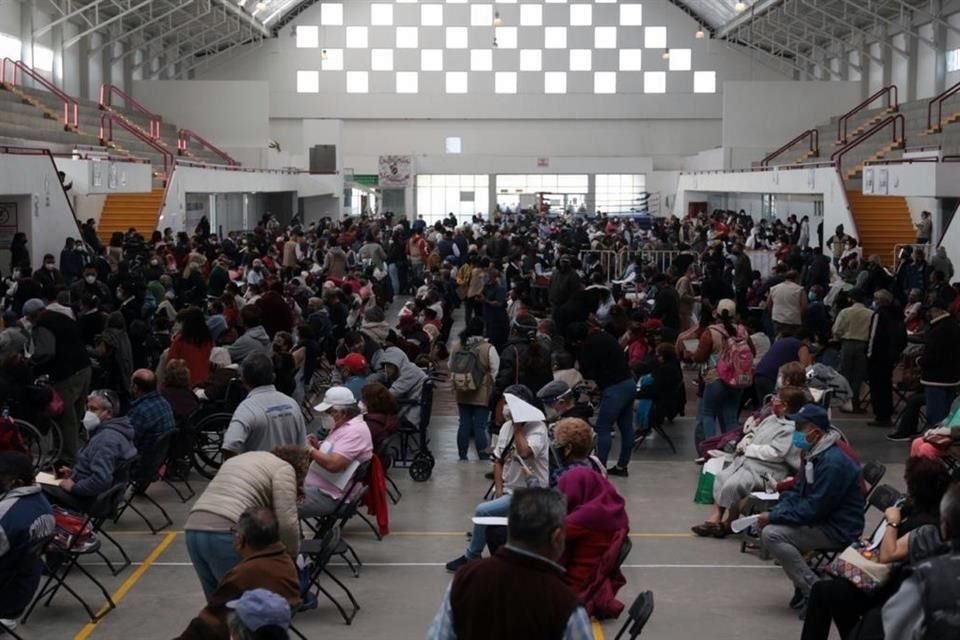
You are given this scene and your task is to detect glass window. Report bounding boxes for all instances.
[595,174,647,214]
[569,49,591,71]
[446,26,468,48]
[421,49,444,71]
[320,3,343,25]
[445,137,462,153]
[948,49,960,72]
[520,4,542,26]
[371,49,394,71]
[694,70,716,93]
[446,71,468,93]
[296,26,319,48]
[346,71,369,93]
[619,49,642,71]
[0,33,20,61]
[471,49,493,71]
[33,46,54,72]
[495,71,517,93]
[544,26,567,49]
[346,26,368,48]
[620,4,642,25]
[645,26,666,48]
[416,175,490,224]
[520,49,542,71]
[495,26,517,48]
[471,4,493,26]
[322,48,344,70]
[371,3,393,25]
[296,70,319,93]
[570,4,592,25]
[668,48,691,71]
[594,71,616,94]
[396,26,418,48]
[396,71,419,93]
[644,71,665,93]
[595,26,616,48]
[421,4,443,25]
[544,71,567,94]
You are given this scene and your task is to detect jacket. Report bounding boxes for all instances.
[769,431,865,545]
[919,313,960,387]
[227,325,272,364]
[867,305,907,368]
[0,486,55,618]
[359,455,390,537]
[175,542,301,640]
[186,451,301,556]
[577,331,633,390]
[31,309,90,382]
[449,337,496,406]
[496,337,553,396]
[378,347,427,427]
[70,418,138,497]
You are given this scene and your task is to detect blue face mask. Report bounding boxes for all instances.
[792,431,812,451]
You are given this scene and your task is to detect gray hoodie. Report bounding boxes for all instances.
[227,325,272,364]
[376,346,427,426]
[70,417,137,497]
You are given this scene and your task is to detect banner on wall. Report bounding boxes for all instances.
[378,155,412,188]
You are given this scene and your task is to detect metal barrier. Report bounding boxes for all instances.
[579,250,623,283]
[580,249,702,284]
[892,243,932,266]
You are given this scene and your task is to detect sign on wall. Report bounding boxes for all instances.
[378,155,412,188]
[0,202,18,248]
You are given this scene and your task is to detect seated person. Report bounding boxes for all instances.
[802,456,949,640]
[300,387,373,519]
[757,404,865,612]
[336,352,368,401]
[0,451,55,631]
[692,386,805,538]
[909,397,960,458]
[882,483,960,639]
[548,417,604,484]
[360,382,399,459]
[370,346,426,427]
[445,384,549,572]
[44,389,137,511]
[225,589,293,640]
[128,368,176,453]
[160,358,202,423]
[271,331,298,398]
[634,342,685,429]
[556,466,629,619]
[203,347,242,405]
[176,508,300,640]
[537,380,593,424]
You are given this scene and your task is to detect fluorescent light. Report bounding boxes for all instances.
[735,1,747,12]
[662,49,670,60]
[695,27,706,39]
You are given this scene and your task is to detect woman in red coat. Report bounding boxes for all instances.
[166,306,213,387]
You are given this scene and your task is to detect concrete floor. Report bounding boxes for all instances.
[13,403,907,640]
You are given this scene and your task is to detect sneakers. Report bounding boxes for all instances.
[887,432,917,442]
[299,591,319,611]
[445,555,475,573]
[607,465,629,477]
[789,588,806,610]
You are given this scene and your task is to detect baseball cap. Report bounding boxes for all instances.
[537,380,572,403]
[787,403,832,432]
[335,353,368,375]
[225,589,291,631]
[22,299,45,317]
[313,386,358,412]
[716,299,736,318]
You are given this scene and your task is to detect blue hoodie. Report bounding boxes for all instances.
[70,417,138,497]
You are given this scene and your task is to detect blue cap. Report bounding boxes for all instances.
[225,589,291,631]
[787,403,832,431]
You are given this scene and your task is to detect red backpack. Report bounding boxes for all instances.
[713,325,754,389]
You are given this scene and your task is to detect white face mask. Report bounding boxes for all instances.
[502,405,512,422]
[358,401,367,414]
[82,410,101,432]
[319,413,335,432]
[44,263,55,271]
[85,274,96,284]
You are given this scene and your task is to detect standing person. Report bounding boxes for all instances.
[866,289,907,428]
[406,228,427,289]
[918,291,960,426]
[567,322,635,477]
[21,298,91,465]
[766,270,807,337]
[480,267,510,353]
[732,243,752,317]
[9,232,29,273]
[166,306,214,387]
[832,289,874,413]
[930,246,954,282]
[826,225,847,268]
[798,216,810,249]
[915,210,932,245]
[495,316,553,410]
[449,318,499,461]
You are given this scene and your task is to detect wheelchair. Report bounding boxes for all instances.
[389,369,444,482]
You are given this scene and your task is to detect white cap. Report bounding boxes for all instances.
[313,386,358,412]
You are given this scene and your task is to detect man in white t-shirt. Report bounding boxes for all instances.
[767,270,807,336]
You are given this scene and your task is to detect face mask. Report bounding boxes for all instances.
[44,263,55,271]
[151,260,160,267]
[544,406,558,421]
[12,269,20,279]
[792,430,813,452]
[116,288,125,300]
[319,413,335,432]
[20,319,32,331]
[85,274,97,284]
[358,401,367,414]
[82,410,101,432]
[502,405,512,422]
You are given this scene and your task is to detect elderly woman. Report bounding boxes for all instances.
[360,382,399,459]
[160,358,201,423]
[692,385,806,538]
[549,417,604,485]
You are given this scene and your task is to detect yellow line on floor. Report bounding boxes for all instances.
[73,531,177,640]
[593,619,605,640]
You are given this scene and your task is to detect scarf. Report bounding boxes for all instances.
[557,467,629,532]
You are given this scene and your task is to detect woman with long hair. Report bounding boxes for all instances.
[360,382,399,460]
[449,317,499,461]
[166,306,214,386]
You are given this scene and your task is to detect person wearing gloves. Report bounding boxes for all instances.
[757,404,866,613]
[445,384,550,573]
[42,389,137,512]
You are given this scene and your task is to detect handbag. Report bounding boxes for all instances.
[826,541,892,592]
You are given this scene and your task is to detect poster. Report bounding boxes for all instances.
[863,168,874,194]
[378,155,412,188]
[877,169,888,195]
[0,202,17,248]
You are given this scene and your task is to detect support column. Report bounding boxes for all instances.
[488,174,497,221]
[906,32,919,102]
[933,0,948,95]
[586,174,596,216]
[75,25,90,98]
[881,27,893,89]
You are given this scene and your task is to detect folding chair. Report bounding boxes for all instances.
[811,483,903,572]
[301,460,374,576]
[614,591,655,639]
[22,485,129,623]
[0,533,54,639]
[114,430,175,534]
[375,438,401,505]
[161,412,201,503]
[861,461,887,504]
[300,523,360,625]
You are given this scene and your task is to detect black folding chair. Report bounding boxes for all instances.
[811,483,903,572]
[861,461,886,505]
[161,412,202,502]
[114,430,175,534]
[0,533,54,638]
[301,460,374,576]
[300,524,360,625]
[614,591,655,639]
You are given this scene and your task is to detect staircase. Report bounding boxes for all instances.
[845,190,916,264]
[98,188,166,242]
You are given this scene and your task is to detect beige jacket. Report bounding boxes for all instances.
[187,451,300,556]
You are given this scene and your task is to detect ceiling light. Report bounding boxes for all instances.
[695,26,706,39]
[255,1,267,11]
[321,48,328,60]
[237,0,248,6]
[492,37,498,48]
[734,1,747,12]
[493,11,502,26]
[662,48,670,60]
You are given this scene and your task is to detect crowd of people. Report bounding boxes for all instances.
[0,203,959,639]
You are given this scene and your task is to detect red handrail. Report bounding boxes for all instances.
[99,84,162,140]
[761,128,819,167]
[831,114,904,177]
[837,85,898,145]
[926,80,960,133]
[177,129,239,166]
[0,58,79,129]
[100,112,175,182]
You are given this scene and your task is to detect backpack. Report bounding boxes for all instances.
[713,326,754,389]
[450,343,486,392]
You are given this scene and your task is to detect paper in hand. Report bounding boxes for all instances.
[35,472,62,487]
[503,393,545,424]
[731,514,761,534]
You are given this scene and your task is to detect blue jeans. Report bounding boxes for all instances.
[696,379,742,446]
[457,404,490,460]
[388,263,400,298]
[596,377,636,468]
[925,385,958,426]
[185,529,242,602]
[465,494,512,558]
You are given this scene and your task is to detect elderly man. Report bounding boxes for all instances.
[374,346,427,427]
[128,369,176,452]
[43,389,137,511]
[758,404,865,613]
[177,509,300,640]
[300,386,373,518]
[222,354,306,457]
[227,305,272,365]
[832,289,874,413]
[430,488,593,640]
[225,589,293,640]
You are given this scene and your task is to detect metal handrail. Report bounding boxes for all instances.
[100,112,175,182]
[99,84,162,140]
[831,114,904,177]
[837,85,898,145]
[176,129,239,166]
[0,58,79,129]
[761,128,819,166]
[926,80,960,133]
